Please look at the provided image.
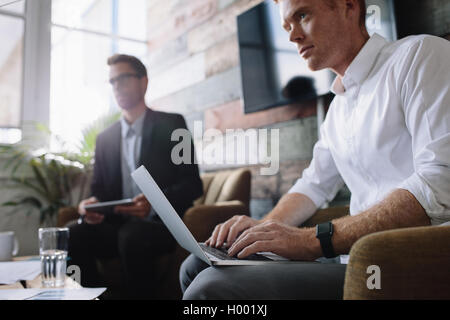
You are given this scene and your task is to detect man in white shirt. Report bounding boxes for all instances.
[180,0,450,299]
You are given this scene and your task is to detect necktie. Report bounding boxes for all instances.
[126,127,136,171]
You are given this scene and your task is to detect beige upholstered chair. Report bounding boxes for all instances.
[343,224,450,299]
[182,168,251,243]
[301,207,450,299]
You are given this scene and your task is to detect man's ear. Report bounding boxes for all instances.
[141,76,149,93]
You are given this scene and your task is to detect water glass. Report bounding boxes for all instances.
[38,227,69,288]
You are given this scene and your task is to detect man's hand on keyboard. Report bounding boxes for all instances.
[205,215,261,249]
[227,220,318,261]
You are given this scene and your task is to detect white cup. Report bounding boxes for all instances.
[0,231,19,261]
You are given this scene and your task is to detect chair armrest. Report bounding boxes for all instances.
[57,207,80,227]
[301,206,349,228]
[183,200,249,242]
[344,225,450,299]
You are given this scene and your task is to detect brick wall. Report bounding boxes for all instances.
[145,0,334,218]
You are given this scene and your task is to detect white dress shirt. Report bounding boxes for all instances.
[289,33,450,230]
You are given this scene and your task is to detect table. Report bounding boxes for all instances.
[0,256,82,290]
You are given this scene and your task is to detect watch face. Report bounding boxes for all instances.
[316,222,336,258]
[316,222,333,238]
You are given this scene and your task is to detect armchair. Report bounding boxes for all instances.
[343,224,450,299]
[300,206,450,299]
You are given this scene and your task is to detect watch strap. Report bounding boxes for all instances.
[316,222,337,258]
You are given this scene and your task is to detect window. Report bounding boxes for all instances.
[0,0,51,146]
[50,0,147,151]
[0,0,26,144]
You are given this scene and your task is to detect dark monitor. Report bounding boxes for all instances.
[237,0,397,114]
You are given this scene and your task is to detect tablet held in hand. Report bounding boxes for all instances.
[84,199,134,215]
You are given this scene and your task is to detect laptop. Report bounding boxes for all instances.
[132,165,301,266]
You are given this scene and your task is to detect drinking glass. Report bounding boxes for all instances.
[38,228,69,287]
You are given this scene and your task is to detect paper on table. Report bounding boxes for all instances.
[0,288,106,300]
[0,261,41,285]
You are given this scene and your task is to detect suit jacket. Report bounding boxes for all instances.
[90,108,203,224]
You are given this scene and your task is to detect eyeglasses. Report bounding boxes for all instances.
[109,73,142,86]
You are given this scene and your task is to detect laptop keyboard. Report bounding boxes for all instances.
[199,243,271,261]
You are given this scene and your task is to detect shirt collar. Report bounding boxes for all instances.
[120,109,147,139]
[331,33,388,95]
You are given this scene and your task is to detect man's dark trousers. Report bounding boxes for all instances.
[68,109,203,299]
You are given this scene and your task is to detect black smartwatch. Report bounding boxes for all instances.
[316,221,337,258]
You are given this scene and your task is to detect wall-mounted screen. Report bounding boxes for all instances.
[237,0,397,114]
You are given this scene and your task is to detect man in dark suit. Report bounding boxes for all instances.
[68,54,203,299]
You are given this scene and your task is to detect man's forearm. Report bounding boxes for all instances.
[331,188,431,255]
[249,189,430,260]
[262,193,317,227]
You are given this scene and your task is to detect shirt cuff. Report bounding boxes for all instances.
[397,172,448,225]
[288,179,328,209]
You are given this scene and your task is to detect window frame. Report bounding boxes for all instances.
[49,0,147,148]
[0,0,51,146]
[0,4,25,141]
[1,0,147,146]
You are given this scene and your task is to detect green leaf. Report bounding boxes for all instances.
[30,161,50,195]
[78,111,121,155]
[2,201,19,206]
[2,147,29,175]
[20,196,43,209]
[11,177,46,198]
[35,122,52,135]
[1,196,42,212]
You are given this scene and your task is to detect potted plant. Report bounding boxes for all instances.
[0,111,120,226]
